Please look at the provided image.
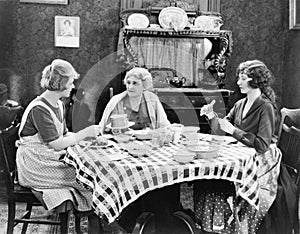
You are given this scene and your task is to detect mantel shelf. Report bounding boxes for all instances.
[123,28,232,39]
[154,87,234,94]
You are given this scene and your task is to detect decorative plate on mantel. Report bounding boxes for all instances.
[158,7,188,31]
[127,13,149,29]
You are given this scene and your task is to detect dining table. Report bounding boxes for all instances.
[63,132,259,227]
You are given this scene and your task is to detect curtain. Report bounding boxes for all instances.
[129,36,211,86]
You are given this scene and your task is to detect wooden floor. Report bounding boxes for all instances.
[0,182,299,233]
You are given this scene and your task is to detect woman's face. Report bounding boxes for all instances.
[61,76,75,98]
[125,76,144,98]
[237,73,253,94]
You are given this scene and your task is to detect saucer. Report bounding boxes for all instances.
[106,121,135,130]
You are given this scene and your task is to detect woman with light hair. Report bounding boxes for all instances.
[99,67,170,132]
[16,59,102,233]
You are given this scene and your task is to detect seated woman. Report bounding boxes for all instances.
[194,60,281,233]
[99,67,179,232]
[16,59,102,233]
[99,67,170,132]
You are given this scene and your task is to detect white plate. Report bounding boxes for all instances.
[127,13,149,29]
[78,140,114,149]
[106,121,135,130]
[158,7,188,31]
[89,142,114,149]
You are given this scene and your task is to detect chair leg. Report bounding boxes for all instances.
[294,189,300,234]
[7,201,16,234]
[59,211,70,234]
[88,213,103,234]
[21,203,33,234]
[75,216,81,234]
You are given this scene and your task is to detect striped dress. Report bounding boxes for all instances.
[16,98,92,211]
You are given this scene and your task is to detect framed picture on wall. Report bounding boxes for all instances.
[20,0,67,4]
[290,0,300,30]
[55,16,80,48]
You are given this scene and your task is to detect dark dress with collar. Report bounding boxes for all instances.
[194,94,281,234]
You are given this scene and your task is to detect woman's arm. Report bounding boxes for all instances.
[232,103,274,153]
[48,125,100,151]
[28,105,100,151]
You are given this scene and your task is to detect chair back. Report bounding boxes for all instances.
[278,107,300,140]
[277,107,300,182]
[0,121,20,197]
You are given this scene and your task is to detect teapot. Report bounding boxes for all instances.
[167,76,187,88]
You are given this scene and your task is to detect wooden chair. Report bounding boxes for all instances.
[277,107,300,140]
[276,107,300,234]
[0,120,73,234]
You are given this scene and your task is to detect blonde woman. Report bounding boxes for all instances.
[99,67,170,132]
[16,59,102,233]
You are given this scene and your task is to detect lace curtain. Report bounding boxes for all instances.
[128,36,211,86]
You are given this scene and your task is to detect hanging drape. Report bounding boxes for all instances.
[127,36,211,86]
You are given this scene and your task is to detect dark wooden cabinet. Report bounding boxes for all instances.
[154,88,234,132]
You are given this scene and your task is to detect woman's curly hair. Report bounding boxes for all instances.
[124,67,153,91]
[236,60,276,103]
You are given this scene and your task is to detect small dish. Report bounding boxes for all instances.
[106,121,135,130]
[127,13,149,29]
[78,140,113,149]
[149,24,161,29]
[120,142,152,157]
[182,126,200,133]
[89,143,114,149]
[173,149,195,163]
[132,129,152,140]
[113,134,133,143]
[187,144,218,159]
[135,133,152,141]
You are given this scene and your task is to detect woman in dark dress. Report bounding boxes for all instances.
[194,60,281,233]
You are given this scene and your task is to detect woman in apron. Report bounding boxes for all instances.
[16,59,102,233]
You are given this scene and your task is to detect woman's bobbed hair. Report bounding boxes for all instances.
[40,59,79,91]
[236,60,276,103]
[124,67,153,91]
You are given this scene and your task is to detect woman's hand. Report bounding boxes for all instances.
[218,118,235,135]
[80,125,102,138]
[200,100,216,119]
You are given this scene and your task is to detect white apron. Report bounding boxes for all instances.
[16,98,92,211]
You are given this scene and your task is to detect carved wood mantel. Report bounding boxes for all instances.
[117,5,232,88]
[119,28,232,87]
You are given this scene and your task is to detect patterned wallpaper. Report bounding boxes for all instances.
[221,0,288,108]
[1,0,120,107]
[284,31,300,108]
[0,0,297,118]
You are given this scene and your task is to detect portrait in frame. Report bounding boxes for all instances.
[290,0,300,30]
[20,0,68,4]
[55,16,80,48]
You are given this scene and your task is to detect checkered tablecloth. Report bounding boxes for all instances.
[64,138,258,223]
